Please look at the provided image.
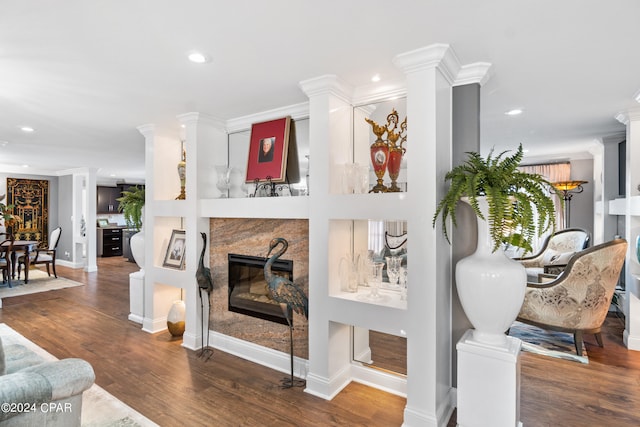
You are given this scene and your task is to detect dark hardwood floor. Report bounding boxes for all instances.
[0,258,406,426]
[1,258,639,426]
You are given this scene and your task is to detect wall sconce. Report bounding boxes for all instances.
[550,180,588,228]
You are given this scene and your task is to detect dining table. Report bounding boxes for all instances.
[0,240,39,285]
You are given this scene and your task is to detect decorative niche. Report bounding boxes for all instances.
[347,97,407,195]
[227,118,310,198]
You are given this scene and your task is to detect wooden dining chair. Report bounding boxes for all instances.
[0,232,15,287]
[18,226,62,279]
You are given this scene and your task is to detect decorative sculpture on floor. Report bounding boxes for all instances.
[196,232,214,361]
[264,237,308,388]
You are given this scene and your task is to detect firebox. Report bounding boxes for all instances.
[227,253,293,325]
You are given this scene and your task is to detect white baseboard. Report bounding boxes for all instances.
[350,363,407,397]
[304,365,352,401]
[142,316,167,334]
[56,259,85,269]
[181,331,201,351]
[128,313,143,324]
[624,329,640,351]
[209,330,308,379]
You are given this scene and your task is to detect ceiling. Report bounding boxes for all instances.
[1,1,639,183]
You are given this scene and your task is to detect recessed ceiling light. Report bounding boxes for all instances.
[505,109,523,116]
[0,140,8,147]
[110,174,116,177]
[371,74,381,82]
[20,126,35,132]
[187,51,210,64]
[21,164,29,168]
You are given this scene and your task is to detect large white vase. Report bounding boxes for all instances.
[129,207,145,272]
[456,197,527,346]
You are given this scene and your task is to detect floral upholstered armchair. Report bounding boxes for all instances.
[517,239,627,356]
[517,228,590,282]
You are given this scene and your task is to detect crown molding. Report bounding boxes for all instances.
[176,112,226,130]
[56,167,99,176]
[393,44,492,88]
[298,74,354,104]
[225,102,309,134]
[352,79,407,106]
[393,43,459,84]
[454,62,493,87]
[136,123,155,138]
[615,107,640,125]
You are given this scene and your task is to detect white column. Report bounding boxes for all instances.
[299,75,355,399]
[393,44,491,426]
[136,124,156,332]
[136,124,182,334]
[617,108,640,351]
[84,168,98,272]
[177,112,227,350]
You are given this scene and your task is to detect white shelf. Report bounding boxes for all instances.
[608,195,640,216]
[325,192,410,220]
[199,196,309,219]
[331,284,407,310]
[150,265,188,288]
[633,196,640,215]
[327,292,408,337]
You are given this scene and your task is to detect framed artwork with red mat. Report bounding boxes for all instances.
[245,116,291,184]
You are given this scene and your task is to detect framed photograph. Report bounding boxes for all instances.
[245,116,291,183]
[163,229,186,270]
[97,218,109,227]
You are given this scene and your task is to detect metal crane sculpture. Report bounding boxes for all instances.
[196,232,214,361]
[264,237,308,388]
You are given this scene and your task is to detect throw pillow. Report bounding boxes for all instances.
[547,251,575,265]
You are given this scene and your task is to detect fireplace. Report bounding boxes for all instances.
[227,253,293,325]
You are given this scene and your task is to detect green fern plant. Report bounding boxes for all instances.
[432,144,559,253]
[117,186,145,231]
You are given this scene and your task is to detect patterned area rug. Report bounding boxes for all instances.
[0,269,84,306]
[508,321,588,364]
[0,324,158,427]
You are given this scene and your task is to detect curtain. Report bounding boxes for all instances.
[518,162,570,252]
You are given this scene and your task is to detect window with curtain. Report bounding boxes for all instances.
[518,162,570,252]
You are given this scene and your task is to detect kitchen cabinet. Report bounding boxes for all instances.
[97,186,121,213]
[97,227,123,257]
[97,184,145,214]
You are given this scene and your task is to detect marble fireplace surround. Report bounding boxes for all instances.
[209,218,309,358]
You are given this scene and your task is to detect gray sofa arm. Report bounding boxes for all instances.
[0,359,95,422]
[21,359,95,400]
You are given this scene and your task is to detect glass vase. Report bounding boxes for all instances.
[215,165,231,198]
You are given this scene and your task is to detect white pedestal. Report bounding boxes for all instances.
[128,270,144,324]
[456,329,522,427]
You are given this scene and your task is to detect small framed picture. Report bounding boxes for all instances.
[97,218,109,227]
[163,229,186,270]
[245,116,291,184]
